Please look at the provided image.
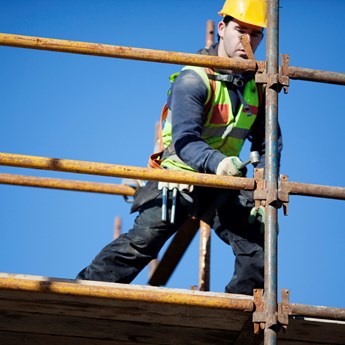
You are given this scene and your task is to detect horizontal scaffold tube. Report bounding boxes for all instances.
[283,181,345,201]
[1,33,345,85]
[0,152,255,190]
[0,274,254,312]
[0,33,258,72]
[0,173,135,196]
[286,66,345,86]
[290,303,345,321]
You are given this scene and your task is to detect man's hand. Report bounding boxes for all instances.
[248,206,265,234]
[216,156,243,176]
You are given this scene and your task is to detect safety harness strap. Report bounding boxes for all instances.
[208,73,254,116]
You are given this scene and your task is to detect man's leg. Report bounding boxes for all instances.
[213,202,264,296]
[77,185,190,283]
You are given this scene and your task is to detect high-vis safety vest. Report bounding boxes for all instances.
[155,66,260,172]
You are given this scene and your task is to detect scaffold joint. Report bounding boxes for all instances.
[280,54,291,94]
[253,168,266,209]
[253,288,292,335]
[278,288,292,333]
[253,289,266,335]
[254,168,280,208]
[278,174,290,216]
[254,54,290,93]
[253,289,278,332]
[254,169,290,215]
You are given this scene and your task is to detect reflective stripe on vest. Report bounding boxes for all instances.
[161,66,259,172]
[201,126,250,140]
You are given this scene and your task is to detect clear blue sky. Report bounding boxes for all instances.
[1,0,344,309]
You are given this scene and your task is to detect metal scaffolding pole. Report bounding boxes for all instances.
[286,65,345,85]
[0,152,255,191]
[0,274,255,312]
[0,33,258,73]
[1,33,344,86]
[197,19,215,293]
[0,173,135,196]
[199,221,211,292]
[1,161,345,201]
[290,303,345,321]
[282,180,345,200]
[265,0,280,344]
[205,20,215,49]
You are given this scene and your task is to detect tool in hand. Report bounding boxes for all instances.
[238,151,260,170]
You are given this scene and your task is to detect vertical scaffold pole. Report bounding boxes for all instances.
[197,20,215,292]
[205,20,215,49]
[264,1,280,345]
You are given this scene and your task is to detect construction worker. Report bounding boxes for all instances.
[77,0,283,296]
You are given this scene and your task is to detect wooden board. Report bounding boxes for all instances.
[0,273,344,345]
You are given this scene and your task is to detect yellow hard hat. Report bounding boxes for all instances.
[218,0,267,28]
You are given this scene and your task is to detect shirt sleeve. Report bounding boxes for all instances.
[168,69,226,173]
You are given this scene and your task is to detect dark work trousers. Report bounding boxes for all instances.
[76,181,264,296]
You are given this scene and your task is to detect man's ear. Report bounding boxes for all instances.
[218,21,225,40]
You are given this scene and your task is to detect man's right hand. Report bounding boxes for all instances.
[216,156,243,176]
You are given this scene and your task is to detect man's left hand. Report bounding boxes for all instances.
[248,206,265,233]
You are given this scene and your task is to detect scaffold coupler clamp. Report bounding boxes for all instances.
[252,289,266,334]
[278,174,290,216]
[278,289,292,333]
[255,54,290,94]
[254,168,289,215]
[253,288,292,334]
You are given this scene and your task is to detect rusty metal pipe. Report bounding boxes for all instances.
[0,152,255,190]
[114,216,122,239]
[264,1,280,344]
[0,33,258,72]
[197,19,214,294]
[199,221,211,292]
[286,66,345,86]
[205,20,215,49]
[0,274,254,312]
[283,181,345,200]
[0,172,135,196]
[1,34,344,86]
[290,303,345,321]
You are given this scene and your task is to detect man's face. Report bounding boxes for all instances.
[218,18,263,59]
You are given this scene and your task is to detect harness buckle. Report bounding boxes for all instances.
[207,73,244,87]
